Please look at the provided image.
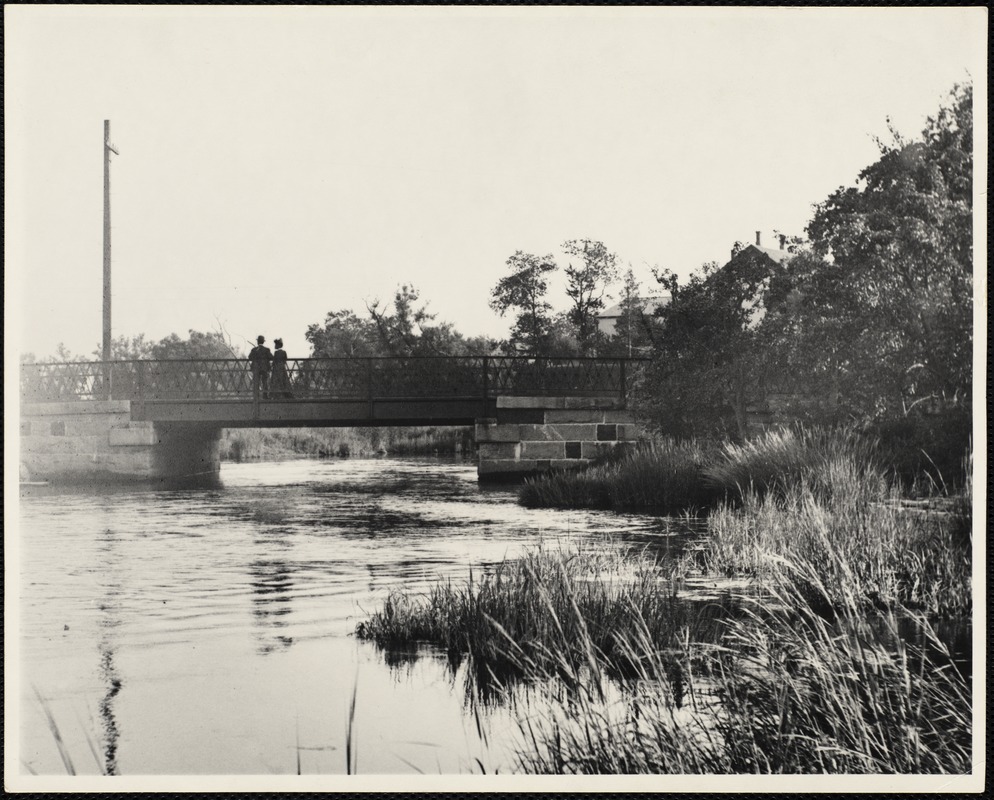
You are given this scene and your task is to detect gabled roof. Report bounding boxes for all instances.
[737,244,794,265]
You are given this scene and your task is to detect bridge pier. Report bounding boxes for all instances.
[19,400,221,485]
[476,396,638,481]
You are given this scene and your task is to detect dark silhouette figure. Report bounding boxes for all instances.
[271,338,292,399]
[248,335,273,398]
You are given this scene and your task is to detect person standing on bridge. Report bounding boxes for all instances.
[271,338,293,399]
[248,335,273,398]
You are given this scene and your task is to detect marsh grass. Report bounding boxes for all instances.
[28,688,110,776]
[504,503,972,774]
[702,471,972,618]
[704,427,887,506]
[518,427,890,513]
[358,434,973,774]
[513,565,972,774]
[519,439,720,513]
[355,542,721,684]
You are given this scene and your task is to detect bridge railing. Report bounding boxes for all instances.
[20,356,647,405]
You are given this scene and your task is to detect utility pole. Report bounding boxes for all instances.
[102,121,119,399]
[103,120,119,363]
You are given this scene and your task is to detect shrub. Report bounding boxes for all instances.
[868,409,972,493]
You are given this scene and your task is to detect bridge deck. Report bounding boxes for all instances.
[21,356,638,426]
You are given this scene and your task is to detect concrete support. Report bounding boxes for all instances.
[476,396,639,481]
[20,400,221,485]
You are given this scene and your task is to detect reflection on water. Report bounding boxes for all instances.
[96,526,123,776]
[249,555,296,655]
[18,456,696,775]
[97,645,121,775]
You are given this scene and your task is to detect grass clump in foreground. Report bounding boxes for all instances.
[519,439,719,513]
[514,564,972,774]
[355,542,708,683]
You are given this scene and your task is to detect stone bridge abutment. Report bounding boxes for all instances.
[475,395,638,480]
[20,400,222,484]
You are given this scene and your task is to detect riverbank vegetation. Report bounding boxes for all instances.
[357,450,973,773]
[356,542,725,684]
[220,426,473,461]
[519,438,719,513]
[511,560,971,774]
[519,425,957,513]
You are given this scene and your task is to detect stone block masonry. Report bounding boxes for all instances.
[19,400,222,485]
[475,396,638,481]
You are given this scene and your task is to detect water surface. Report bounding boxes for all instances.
[17,457,694,775]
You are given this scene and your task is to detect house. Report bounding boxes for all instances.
[722,232,797,328]
[597,296,670,337]
[730,231,796,267]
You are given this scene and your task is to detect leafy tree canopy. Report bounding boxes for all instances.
[21,329,241,363]
[308,284,494,358]
[490,251,559,356]
[636,82,973,447]
[561,239,619,355]
[783,81,973,418]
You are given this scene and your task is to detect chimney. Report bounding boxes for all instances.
[755,231,762,247]
[779,234,787,250]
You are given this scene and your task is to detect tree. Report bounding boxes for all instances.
[150,330,239,360]
[605,267,660,356]
[305,309,381,358]
[21,342,85,364]
[640,251,779,440]
[635,82,973,462]
[91,334,154,361]
[784,82,973,420]
[308,285,494,359]
[490,251,558,355]
[561,239,619,354]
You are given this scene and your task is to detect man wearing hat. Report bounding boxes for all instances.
[248,335,273,398]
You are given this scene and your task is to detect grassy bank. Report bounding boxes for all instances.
[519,439,719,513]
[356,443,973,773]
[520,427,969,513]
[220,426,473,461]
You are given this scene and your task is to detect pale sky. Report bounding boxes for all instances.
[5,6,986,360]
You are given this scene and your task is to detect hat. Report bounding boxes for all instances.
[257,335,265,344]
[274,338,283,348]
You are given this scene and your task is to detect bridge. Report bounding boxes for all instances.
[20,356,644,483]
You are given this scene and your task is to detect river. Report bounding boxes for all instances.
[16,457,697,776]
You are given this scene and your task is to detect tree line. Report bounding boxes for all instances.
[640,83,972,481]
[304,240,647,360]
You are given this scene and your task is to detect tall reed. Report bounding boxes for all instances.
[519,439,719,513]
[703,426,886,505]
[356,542,713,683]
[513,563,972,774]
[702,472,972,618]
